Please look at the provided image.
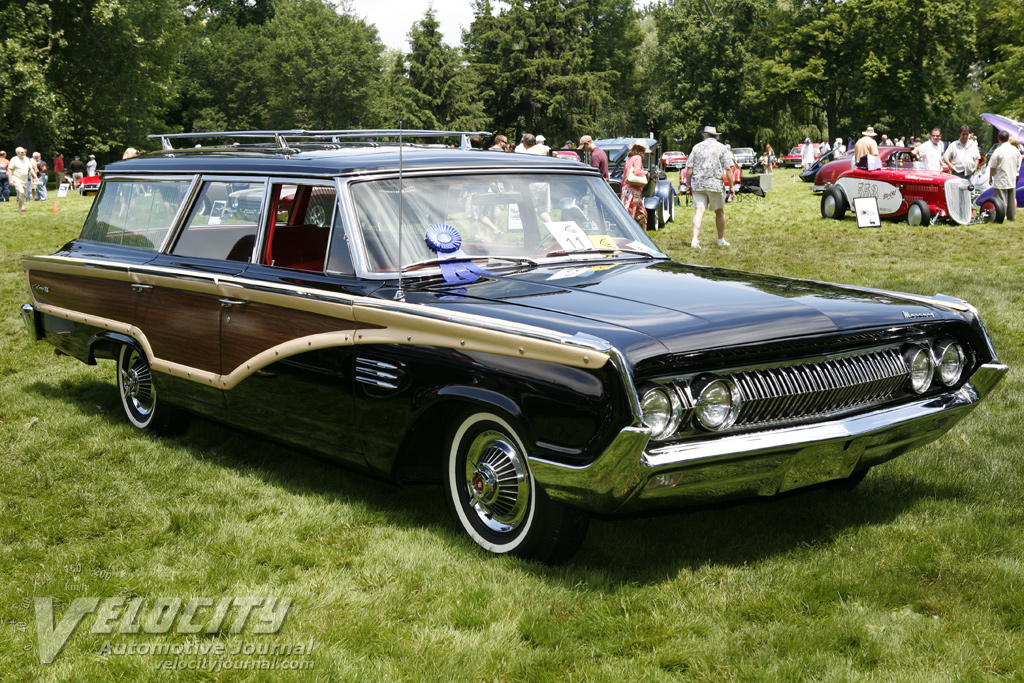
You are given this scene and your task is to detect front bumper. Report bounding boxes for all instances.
[531,363,1007,514]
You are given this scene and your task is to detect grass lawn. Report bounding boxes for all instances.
[1,171,1022,681]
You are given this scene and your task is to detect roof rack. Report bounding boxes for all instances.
[148,129,493,152]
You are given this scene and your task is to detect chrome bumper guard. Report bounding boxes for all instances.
[20,303,43,342]
[531,364,1007,514]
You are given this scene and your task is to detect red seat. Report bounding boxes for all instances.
[270,224,327,270]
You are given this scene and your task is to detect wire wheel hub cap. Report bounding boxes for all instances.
[464,431,528,533]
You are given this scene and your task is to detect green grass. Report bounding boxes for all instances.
[2,173,1023,681]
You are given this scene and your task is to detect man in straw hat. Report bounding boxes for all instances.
[683,125,736,249]
[854,126,880,168]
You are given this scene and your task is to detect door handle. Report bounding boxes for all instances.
[131,284,154,292]
[219,298,247,308]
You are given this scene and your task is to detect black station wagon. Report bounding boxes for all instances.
[20,129,1007,563]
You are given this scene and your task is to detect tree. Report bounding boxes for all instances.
[464,0,610,144]
[656,0,773,147]
[172,0,384,132]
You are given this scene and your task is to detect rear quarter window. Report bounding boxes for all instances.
[80,180,192,250]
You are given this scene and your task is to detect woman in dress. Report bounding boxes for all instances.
[619,139,650,228]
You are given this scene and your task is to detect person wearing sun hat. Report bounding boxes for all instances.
[683,126,736,249]
[854,126,880,168]
[619,139,651,227]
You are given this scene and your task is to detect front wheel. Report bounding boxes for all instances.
[906,200,931,226]
[821,186,846,219]
[980,196,1005,224]
[443,411,588,564]
[117,345,186,434]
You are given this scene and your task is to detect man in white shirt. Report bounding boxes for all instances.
[913,128,944,171]
[989,130,1022,222]
[85,154,98,176]
[942,125,981,178]
[800,138,816,171]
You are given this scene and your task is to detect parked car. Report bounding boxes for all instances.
[974,158,1024,212]
[660,150,688,170]
[552,149,581,161]
[593,136,675,230]
[821,149,1006,225]
[811,147,907,192]
[731,147,756,169]
[800,148,849,184]
[784,143,820,168]
[79,174,102,196]
[21,129,1007,564]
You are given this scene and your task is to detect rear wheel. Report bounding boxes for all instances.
[443,410,589,564]
[117,345,186,434]
[821,186,846,219]
[980,196,1005,224]
[906,200,931,226]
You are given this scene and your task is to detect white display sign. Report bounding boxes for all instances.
[854,197,881,228]
[57,184,70,197]
[544,221,595,252]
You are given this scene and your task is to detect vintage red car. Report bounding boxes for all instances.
[79,174,102,196]
[659,150,687,170]
[813,147,905,192]
[820,149,1006,225]
[784,143,819,168]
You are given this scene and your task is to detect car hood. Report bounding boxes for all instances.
[411,260,961,366]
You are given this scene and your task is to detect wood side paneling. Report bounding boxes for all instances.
[28,271,135,325]
[221,303,373,372]
[135,289,222,373]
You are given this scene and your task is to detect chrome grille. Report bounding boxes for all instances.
[944,180,971,224]
[728,347,907,427]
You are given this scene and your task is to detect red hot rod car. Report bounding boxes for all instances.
[820,149,1006,226]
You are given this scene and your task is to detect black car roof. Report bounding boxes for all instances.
[102,147,595,178]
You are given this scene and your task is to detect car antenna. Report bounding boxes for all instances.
[395,124,405,302]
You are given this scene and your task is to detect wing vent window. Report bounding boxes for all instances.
[355,357,404,390]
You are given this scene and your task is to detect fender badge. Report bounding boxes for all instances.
[32,284,49,293]
[902,311,936,319]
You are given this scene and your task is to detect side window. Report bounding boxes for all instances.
[263,184,336,271]
[172,181,265,261]
[80,179,191,250]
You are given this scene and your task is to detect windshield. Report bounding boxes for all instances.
[597,143,629,164]
[348,173,662,275]
[733,148,754,156]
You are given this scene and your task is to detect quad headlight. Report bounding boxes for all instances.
[933,339,965,386]
[903,344,935,394]
[640,386,681,441]
[695,378,741,431]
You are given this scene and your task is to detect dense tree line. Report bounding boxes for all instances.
[2,0,1022,163]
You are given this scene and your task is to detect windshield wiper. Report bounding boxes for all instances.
[400,255,539,273]
[544,248,657,259]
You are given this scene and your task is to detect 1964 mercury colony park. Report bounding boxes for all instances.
[20,130,1007,563]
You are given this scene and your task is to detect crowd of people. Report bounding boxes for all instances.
[1,148,96,212]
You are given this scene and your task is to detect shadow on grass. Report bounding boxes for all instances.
[27,376,970,584]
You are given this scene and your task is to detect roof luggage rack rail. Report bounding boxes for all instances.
[148,129,493,153]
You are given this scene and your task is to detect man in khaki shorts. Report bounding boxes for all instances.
[683,126,736,248]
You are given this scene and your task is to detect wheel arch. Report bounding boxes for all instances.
[87,330,143,365]
[391,388,526,483]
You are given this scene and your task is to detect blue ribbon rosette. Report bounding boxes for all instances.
[424,224,489,284]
